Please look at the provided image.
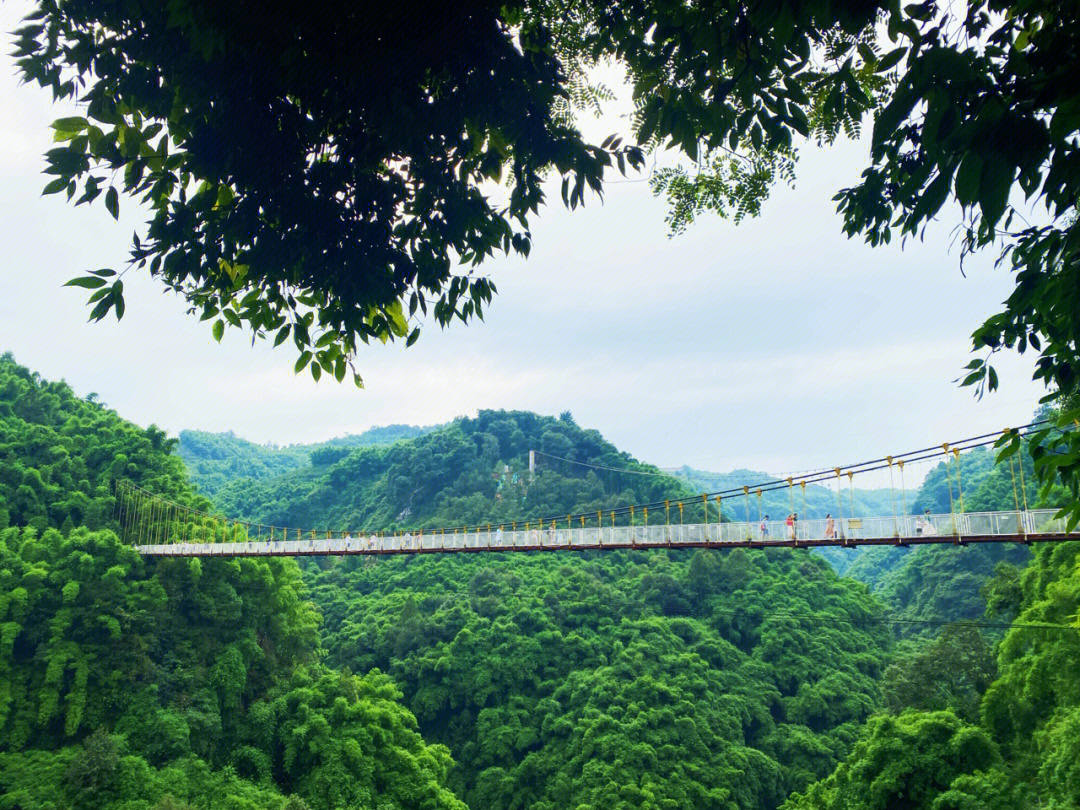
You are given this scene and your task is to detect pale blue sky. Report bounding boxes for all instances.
[0,2,1046,481]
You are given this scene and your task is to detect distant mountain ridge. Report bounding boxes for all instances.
[178,424,438,495]
[200,410,695,533]
[669,465,895,520]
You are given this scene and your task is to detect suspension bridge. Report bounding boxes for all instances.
[117,423,1080,558]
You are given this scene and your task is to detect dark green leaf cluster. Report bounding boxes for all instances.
[881,624,997,722]
[13,0,645,383]
[783,710,1007,809]
[8,0,890,371]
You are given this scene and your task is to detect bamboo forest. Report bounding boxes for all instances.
[1,354,1078,809]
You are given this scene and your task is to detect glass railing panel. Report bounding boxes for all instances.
[1031,509,1061,533]
[878,517,896,538]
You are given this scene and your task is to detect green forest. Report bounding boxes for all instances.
[177,426,434,497]
[1,353,1078,810]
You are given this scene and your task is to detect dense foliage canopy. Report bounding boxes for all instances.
[789,437,1080,809]
[4,354,1079,809]
[212,410,703,532]
[306,545,891,808]
[178,425,432,496]
[196,405,1072,808]
[0,356,463,810]
[0,353,192,535]
[789,538,1080,809]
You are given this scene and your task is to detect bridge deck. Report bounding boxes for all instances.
[136,509,1078,557]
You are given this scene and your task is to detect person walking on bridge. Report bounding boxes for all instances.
[760,515,770,538]
[824,514,836,540]
[920,510,938,536]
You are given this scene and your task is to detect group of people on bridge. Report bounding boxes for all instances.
[758,513,805,540]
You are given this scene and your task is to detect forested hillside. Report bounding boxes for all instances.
[0,355,462,810]
[188,403,1080,809]
[0,353,189,533]
[195,410,899,806]
[785,539,1080,809]
[841,444,1064,634]
[0,361,902,809]
[308,548,891,808]
[211,411,699,532]
[4,352,1078,809]
[178,424,433,496]
[784,436,1080,809]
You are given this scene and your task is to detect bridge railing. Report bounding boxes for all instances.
[135,508,1071,556]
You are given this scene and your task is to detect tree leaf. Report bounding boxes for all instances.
[51,116,88,134]
[875,47,906,73]
[954,153,983,207]
[64,276,107,289]
[105,187,119,220]
[978,157,1014,227]
[42,177,69,195]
